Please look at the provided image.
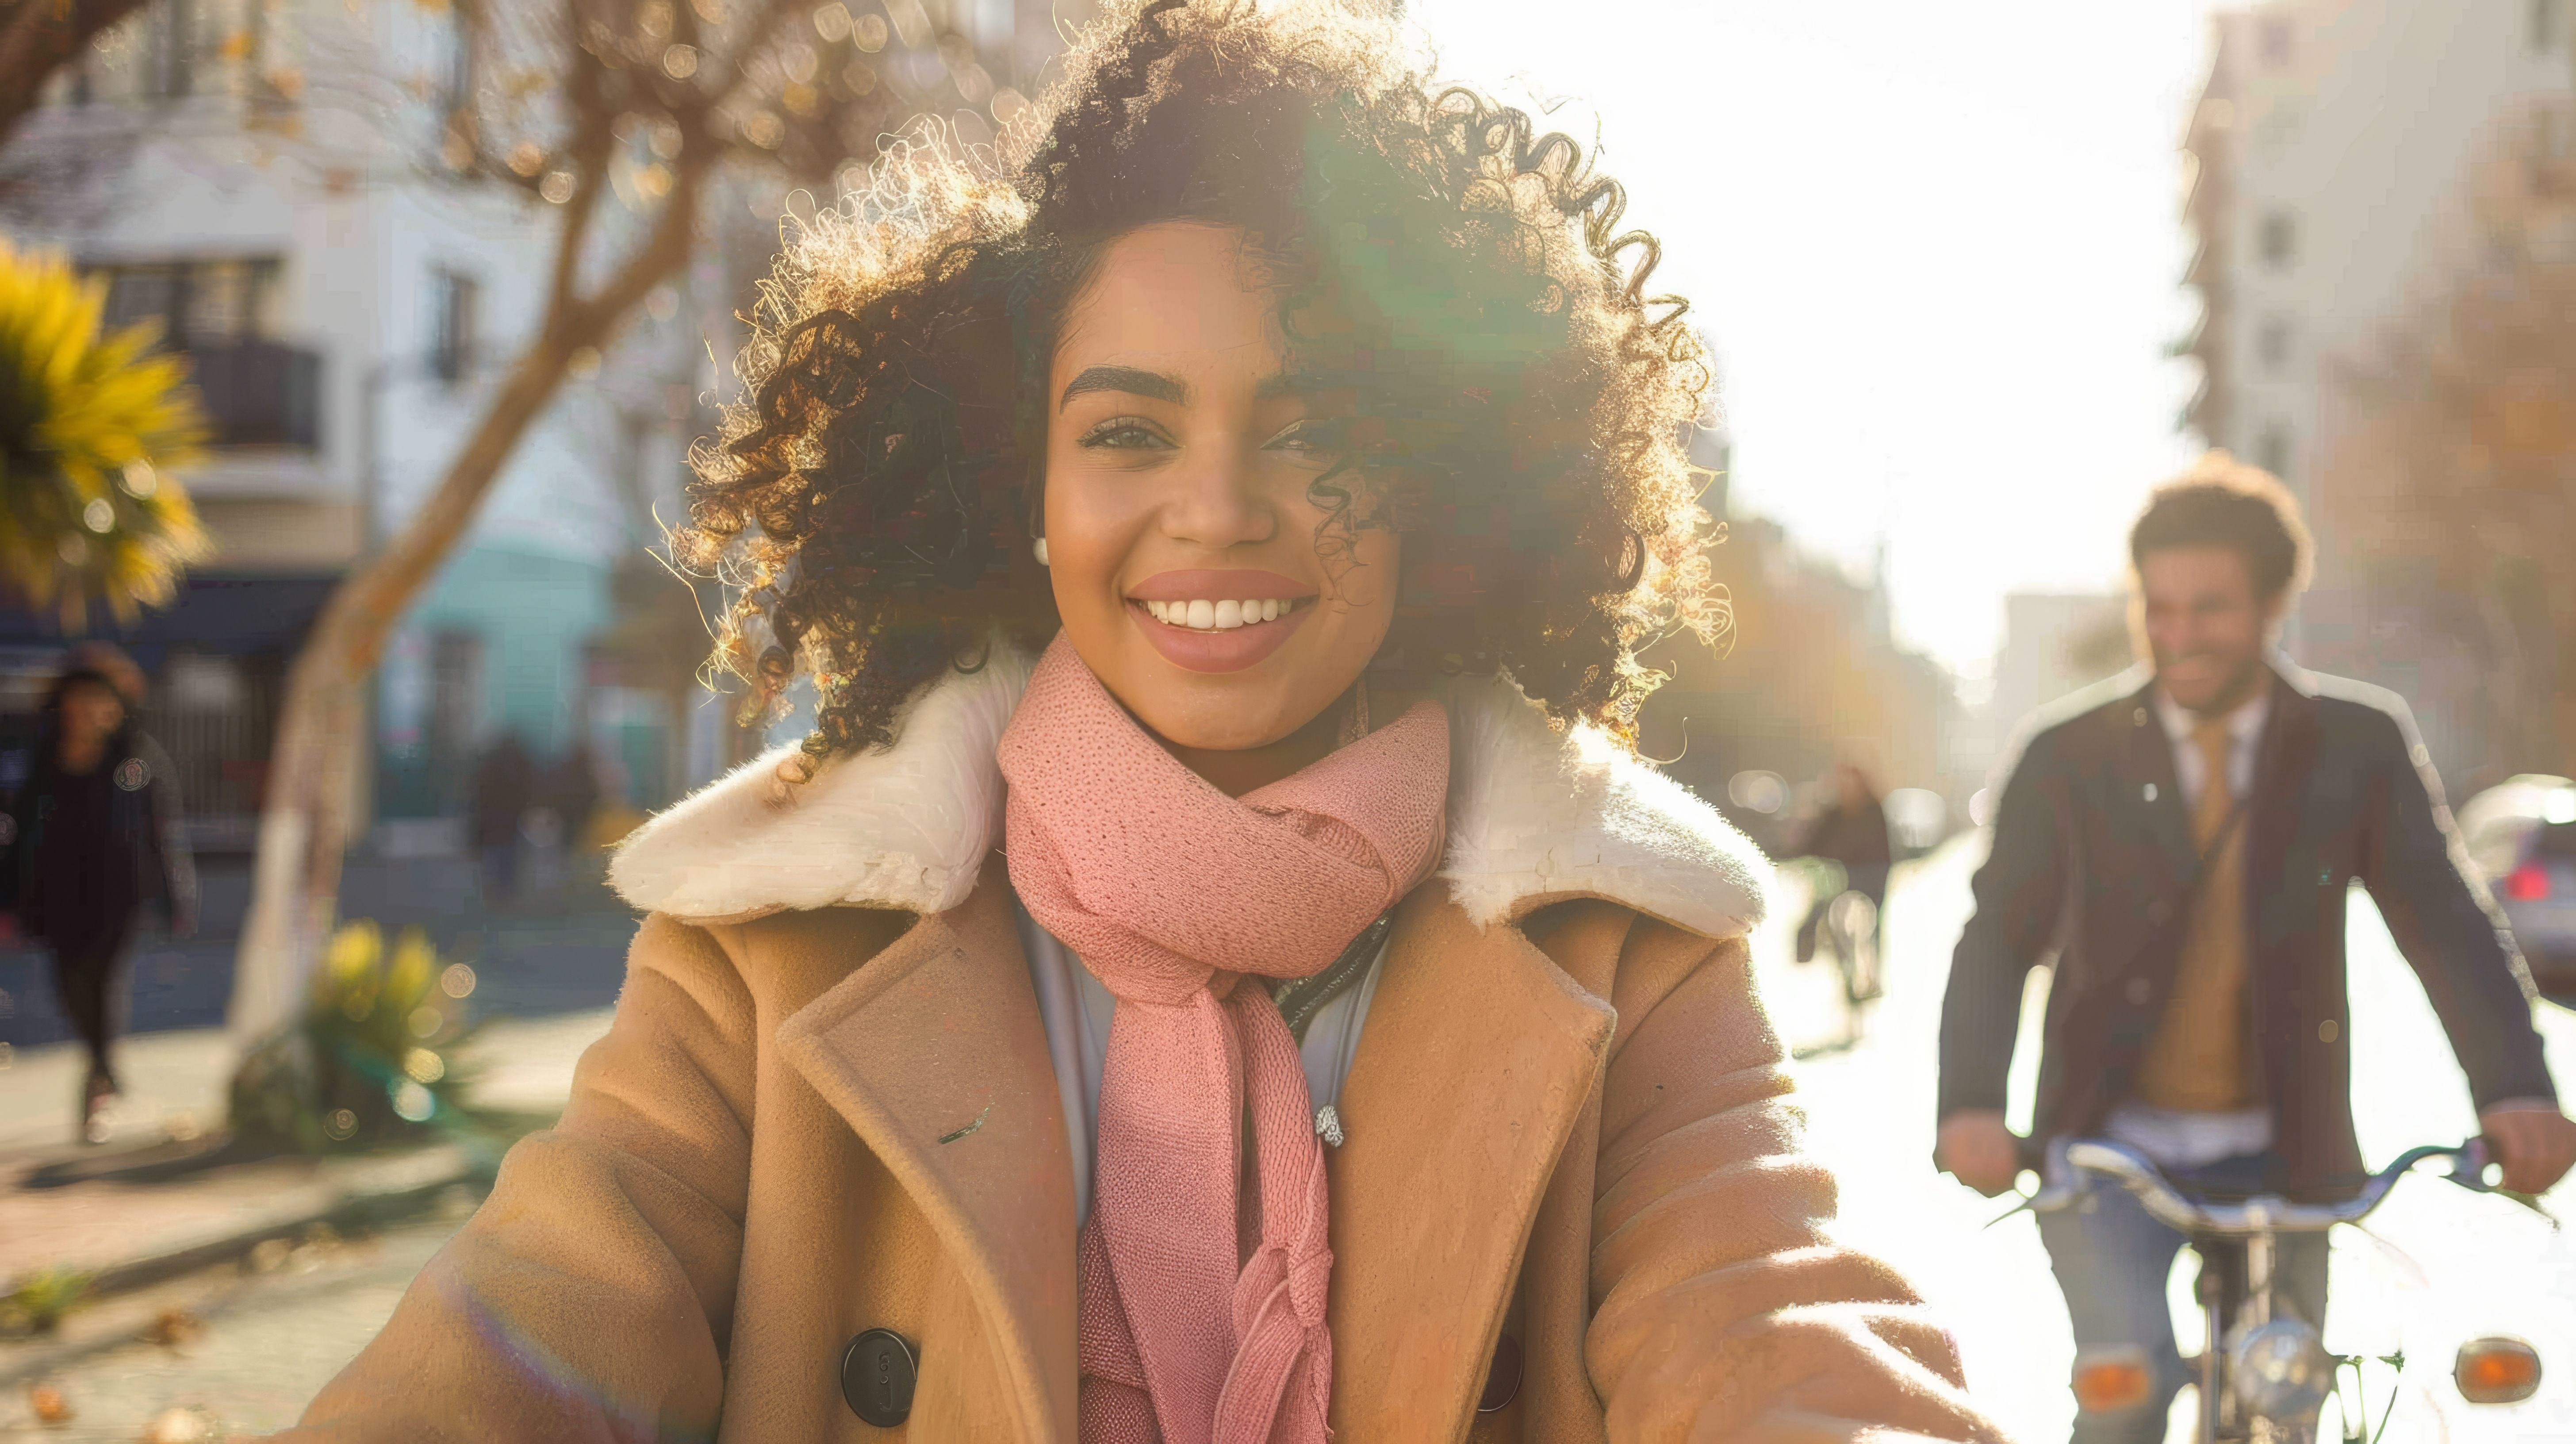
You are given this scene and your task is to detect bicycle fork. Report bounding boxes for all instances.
[2196,1225,2280,1443]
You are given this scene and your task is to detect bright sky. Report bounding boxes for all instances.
[1399,0,2220,680]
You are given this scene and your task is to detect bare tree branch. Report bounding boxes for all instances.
[0,0,155,146]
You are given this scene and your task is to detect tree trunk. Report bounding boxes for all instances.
[226,332,586,1041]
[226,144,708,1042]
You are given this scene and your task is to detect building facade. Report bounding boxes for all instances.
[2180,0,2576,787]
[2,0,1091,855]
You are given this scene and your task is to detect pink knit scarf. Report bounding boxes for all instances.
[998,636,1449,1444]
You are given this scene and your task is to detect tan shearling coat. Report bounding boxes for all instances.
[282,657,1990,1442]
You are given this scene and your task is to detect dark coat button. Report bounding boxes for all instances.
[841,1329,918,1427]
[1477,1332,1523,1413]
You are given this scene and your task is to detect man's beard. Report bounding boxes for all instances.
[2161,651,2266,716]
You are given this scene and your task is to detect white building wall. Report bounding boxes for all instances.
[4,0,692,823]
[2212,0,2573,499]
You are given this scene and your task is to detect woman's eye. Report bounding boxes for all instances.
[1076,419,1170,450]
[1262,418,1346,457]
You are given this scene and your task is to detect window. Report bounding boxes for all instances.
[149,0,196,98]
[2259,15,2294,66]
[58,0,264,108]
[2258,210,2298,269]
[93,258,280,349]
[2536,0,2563,54]
[2257,318,2295,373]
[430,270,479,384]
[101,265,180,338]
[185,261,263,344]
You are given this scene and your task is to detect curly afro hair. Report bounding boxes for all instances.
[682,0,1728,768]
[2129,451,2313,600]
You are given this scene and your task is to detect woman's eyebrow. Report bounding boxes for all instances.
[1058,365,1189,411]
[1252,372,1324,399]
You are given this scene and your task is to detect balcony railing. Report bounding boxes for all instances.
[189,340,322,449]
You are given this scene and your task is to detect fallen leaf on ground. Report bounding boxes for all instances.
[142,1308,206,1348]
[29,1383,72,1424]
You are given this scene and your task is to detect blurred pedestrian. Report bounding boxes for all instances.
[546,740,603,859]
[1936,455,2576,1440]
[1789,761,1891,966]
[469,734,533,904]
[0,653,195,1144]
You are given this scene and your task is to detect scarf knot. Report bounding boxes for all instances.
[999,637,1449,1444]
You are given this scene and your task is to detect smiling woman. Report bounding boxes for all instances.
[1039,221,1410,783]
[686,0,1727,765]
[278,3,2005,1440]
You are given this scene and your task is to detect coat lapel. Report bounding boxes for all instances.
[1325,883,1617,1437]
[773,858,1078,1442]
[2119,680,2199,893]
[2243,668,2321,903]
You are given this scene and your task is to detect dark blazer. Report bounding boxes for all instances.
[1938,661,2557,1198]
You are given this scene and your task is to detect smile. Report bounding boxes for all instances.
[1139,597,1301,632]
[1124,569,1319,674]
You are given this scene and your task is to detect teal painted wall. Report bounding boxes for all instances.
[376,542,612,818]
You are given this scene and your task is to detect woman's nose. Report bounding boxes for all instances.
[1158,446,1274,551]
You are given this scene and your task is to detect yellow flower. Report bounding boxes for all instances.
[386,926,438,1010]
[0,240,211,630]
[325,919,383,985]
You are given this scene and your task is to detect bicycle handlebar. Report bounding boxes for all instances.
[2032,1137,2493,1236]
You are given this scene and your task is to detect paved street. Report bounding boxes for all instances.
[4,839,2572,1440]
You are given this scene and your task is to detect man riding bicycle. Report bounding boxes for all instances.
[1935,456,2576,1440]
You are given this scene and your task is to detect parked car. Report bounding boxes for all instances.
[2457,774,2576,999]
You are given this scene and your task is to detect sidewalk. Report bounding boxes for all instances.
[0,1010,614,1299]
[0,855,641,1050]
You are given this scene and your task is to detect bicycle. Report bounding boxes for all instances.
[1790,858,1883,1041]
[2027,1137,2546,1442]
[1820,887,1882,1014]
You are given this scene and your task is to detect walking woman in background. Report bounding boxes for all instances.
[0,649,194,1143]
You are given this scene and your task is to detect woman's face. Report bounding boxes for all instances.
[59,680,124,748]
[1043,222,1398,752]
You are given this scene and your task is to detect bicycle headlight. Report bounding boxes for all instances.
[2231,1319,2334,1419]
[2455,1336,2542,1404]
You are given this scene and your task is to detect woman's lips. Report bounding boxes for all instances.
[1127,568,1311,602]
[1128,595,1313,673]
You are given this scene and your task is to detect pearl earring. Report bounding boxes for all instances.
[1032,537,1050,566]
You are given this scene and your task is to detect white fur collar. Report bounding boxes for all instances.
[609,651,1771,940]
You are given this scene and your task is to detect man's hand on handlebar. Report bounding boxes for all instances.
[2478,1103,2576,1196]
[1936,1110,2021,1197]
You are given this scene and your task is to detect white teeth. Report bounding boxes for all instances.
[1138,597,1298,630]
